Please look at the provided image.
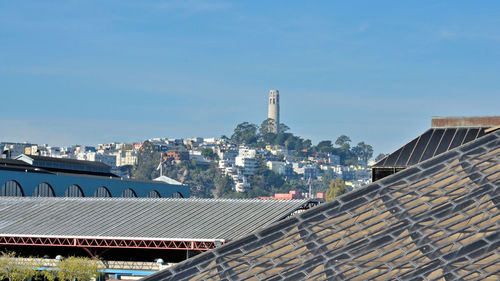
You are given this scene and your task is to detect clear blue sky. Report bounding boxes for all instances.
[1,1,499,155]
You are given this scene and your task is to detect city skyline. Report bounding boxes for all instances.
[1,1,499,155]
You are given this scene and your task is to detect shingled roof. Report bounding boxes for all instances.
[145,130,500,280]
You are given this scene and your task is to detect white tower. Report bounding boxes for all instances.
[268,89,280,133]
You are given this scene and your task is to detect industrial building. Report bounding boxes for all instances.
[372,116,500,181]
[0,197,319,278]
[145,125,500,280]
[0,154,189,198]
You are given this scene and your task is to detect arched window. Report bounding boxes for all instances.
[172,192,184,198]
[64,184,84,197]
[121,188,137,198]
[33,182,55,197]
[94,186,111,197]
[147,190,161,198]
[1,180,24,197]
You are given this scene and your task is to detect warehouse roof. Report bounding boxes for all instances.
[147,130,500,280]
[0,197,316,242]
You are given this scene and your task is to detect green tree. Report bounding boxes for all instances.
[261,132,276,145]
[293,139,303,153]
[274,133,288,146]
[201,148,218,160]
[325,178,347,201]
[134,140,161,180]
[317,140,334,153]
[331,135,357,165]
[354,142,373,164]
[213,174,234,198]
[51,256,102,281]
[263,170,285,189]
[278,123,290,134]
[351,145,363,163]
[320,169,335,192]
[259,118,277,135]
[375,153,386,162]
[0,251,40,281]
[231,122,258,145]
[284,134,296,150]
[302,139,312,150]
[335,135,352,147]
[259,119,278,145]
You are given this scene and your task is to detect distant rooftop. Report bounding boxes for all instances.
[18,154,110,169]
[374,116,500,170]
[14,154,114,177]
[153,175,183,185]
[372,116,500,181]
[431,116,500,128]
[373,127,489,168]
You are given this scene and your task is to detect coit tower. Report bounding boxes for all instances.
[268,89,280,133]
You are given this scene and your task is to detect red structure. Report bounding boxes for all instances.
[0,236,222,252]
[163,151,189,161]
[133,142,143,151]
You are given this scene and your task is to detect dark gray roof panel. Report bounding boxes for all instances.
[477,128,487,138]
[419,128,444,162]
[380,146,403,167]
[374,127,490,168]
[449,128,468,150]
[406,128,433,166]
[434,128,456,155]
[463,127,480,143]
[0,198,313,242]
[394,138,418,167]
[151,131,500,280]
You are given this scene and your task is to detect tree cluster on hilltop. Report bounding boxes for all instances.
[132,120,375,199]
[230,119,374,166]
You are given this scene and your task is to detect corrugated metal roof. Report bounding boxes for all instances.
[0,197,313,242]
[148,130,500,280]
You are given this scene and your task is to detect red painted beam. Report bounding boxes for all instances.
[0,236,223,251]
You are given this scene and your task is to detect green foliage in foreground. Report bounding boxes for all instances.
[0,251,103,281]
[0,252,39,281]
[44,256,102,281]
